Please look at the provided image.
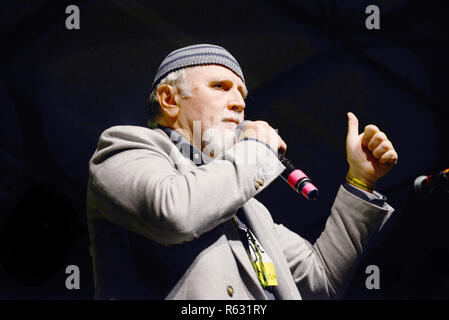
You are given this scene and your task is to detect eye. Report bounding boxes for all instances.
[212,81,225,89]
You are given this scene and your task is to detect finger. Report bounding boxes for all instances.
[361,124,380,146]
[346,112,359,140]
[379,149,398,165]
[367,131,388,152]
[372,140,393,159]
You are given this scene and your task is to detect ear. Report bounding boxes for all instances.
[156,84,180,124]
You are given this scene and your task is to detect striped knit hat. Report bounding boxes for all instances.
[152,44,245,90]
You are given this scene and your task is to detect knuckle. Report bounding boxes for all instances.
[386,150,395,160]
[376,146,386,157]
[365,124,379,132]
[373,131,385,141]
[368,139,377,150]
[380,140,390,150]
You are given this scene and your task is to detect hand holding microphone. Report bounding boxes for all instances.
[236,120,287,155]
[236,120,318,200]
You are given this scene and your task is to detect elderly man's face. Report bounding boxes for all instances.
[175,65,246,154]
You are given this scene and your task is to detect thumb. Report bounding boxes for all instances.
[346,112,359,141]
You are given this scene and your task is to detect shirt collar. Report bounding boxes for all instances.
[158,125,212,166]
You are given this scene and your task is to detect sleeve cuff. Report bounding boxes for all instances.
[343,182,387,208]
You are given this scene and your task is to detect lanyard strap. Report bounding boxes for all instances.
[232,217,278,287]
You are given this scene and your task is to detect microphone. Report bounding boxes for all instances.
[236,121,318,200]
[278,154,318,200]
[414,168,449,195]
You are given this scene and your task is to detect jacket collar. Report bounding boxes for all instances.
[158,125,212,166]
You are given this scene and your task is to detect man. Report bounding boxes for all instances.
[86,44,398,300]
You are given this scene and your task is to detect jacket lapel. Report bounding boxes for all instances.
[221,219,268,300]
[241,200,302,300]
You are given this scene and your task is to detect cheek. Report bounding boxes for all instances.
[183,105,215,131]
[201,116,219,132]
[180,89,225,129]
[199,102,222,128]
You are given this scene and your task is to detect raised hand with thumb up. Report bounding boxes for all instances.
[345,112,398,192]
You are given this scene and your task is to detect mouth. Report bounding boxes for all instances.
[222,118,240,125]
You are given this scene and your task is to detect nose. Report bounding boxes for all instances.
[227,90,246,113]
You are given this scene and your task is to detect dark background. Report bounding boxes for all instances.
[0,0,448,299]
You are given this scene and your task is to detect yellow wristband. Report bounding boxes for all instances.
[346,174,375,192]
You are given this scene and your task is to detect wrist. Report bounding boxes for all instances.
[346,168,377,193]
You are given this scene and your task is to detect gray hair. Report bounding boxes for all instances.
[147,68,192,128]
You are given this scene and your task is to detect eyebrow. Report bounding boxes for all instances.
[210,77,248,99]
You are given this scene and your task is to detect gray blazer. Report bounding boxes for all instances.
[86,125,394,300]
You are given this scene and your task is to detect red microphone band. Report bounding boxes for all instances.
[279,154,318,200]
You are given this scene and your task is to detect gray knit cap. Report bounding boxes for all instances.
[152,44,245,90]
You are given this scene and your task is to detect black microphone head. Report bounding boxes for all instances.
[414,175,430,194]
[306,188,319,200]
